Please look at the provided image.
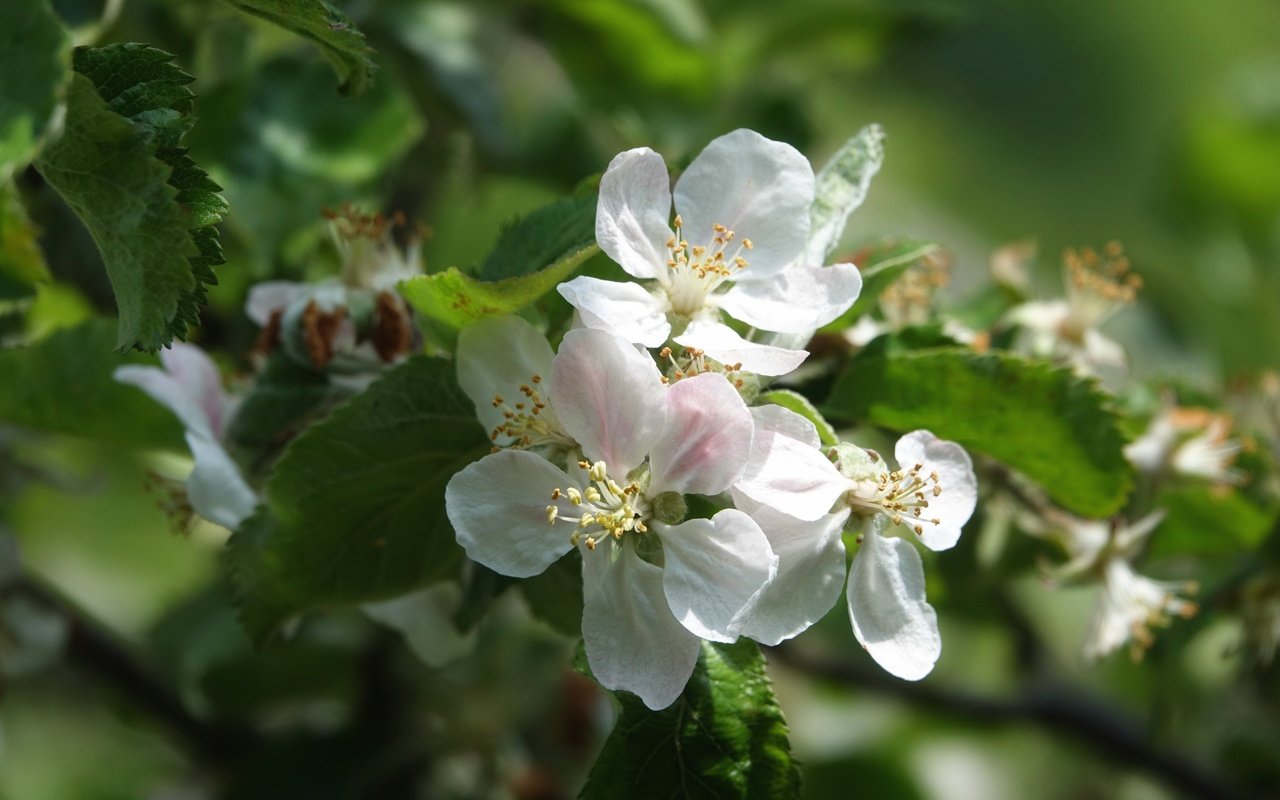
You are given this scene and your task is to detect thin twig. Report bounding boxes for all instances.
[768,643,1245,800]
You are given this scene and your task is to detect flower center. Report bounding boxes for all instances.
[1063,242,1141,328]
[662,215,753,316]
[845,462,944,536]
[546,460,652,550]
[489,373,572,451]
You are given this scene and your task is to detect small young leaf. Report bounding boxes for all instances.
[581,639,802,799]
[807,124,885,262]
[826,344,1135,517]
[225,356,489,644]
[223,0,377,96]
[0,319,182,448]
[399,191,599,329]
[758,388,838,447]
[0,183,49,299]
[0,0,70,178]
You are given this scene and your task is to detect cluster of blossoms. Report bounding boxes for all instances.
[445,130,977,708]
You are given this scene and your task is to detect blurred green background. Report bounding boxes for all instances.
[4,0,1280,797]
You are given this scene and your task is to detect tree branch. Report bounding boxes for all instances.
[767,643,1245,800]
[7,573,259,766]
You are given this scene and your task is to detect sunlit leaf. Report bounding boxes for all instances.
[826,344,1135,516]
[808,123,885,261]
[0,0,69,178]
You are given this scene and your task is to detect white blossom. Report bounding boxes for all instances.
[732,408,976,679]
[558,129,862,375]
[446,328,778,709]
[1125,405,1244,486]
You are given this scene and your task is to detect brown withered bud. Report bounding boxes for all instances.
[370,290,413,362]
[301,300,348,368]
[255,308,284,356]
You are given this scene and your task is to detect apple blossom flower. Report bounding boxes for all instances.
[1006,243,1139,379]
[1125,404,1244,486]
[114,343,257,530]
[557,129,862,376]
[454,315,574,454]
[445,328,778,709]
[731,408,976,679]
[1029,510,1197,661]
[247,207,421,377]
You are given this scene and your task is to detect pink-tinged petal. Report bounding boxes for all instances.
[444,450,575,578]
[363,584,475,668]
[245,280,304,326]
[732,492,849,645]
[655,509,778,642]
[893,431,976,552]
[735,429,849,521]
[456,315,556,440]
[648,373,753,495]
[160,343,235,438]
[597,147,674,280]
[719,262,862,334]
[750,404,820,450]
[674,320,807,377]
[557,276,671,348]
[550,329,667,474]
[115,348,225,440]
[582,540,701,710]
[184,433,258,530]
[847,530,940,680]
[674,130,813,280]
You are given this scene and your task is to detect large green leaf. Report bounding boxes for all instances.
[223,0,377,96]
[0,0,69,178]
[0,319,182,448]
[224,353,339,459]
[399,191,599,329]
[34,44,226,351]
[826,344,1135,516]
[226,356,488,643]
[580,640,802,799]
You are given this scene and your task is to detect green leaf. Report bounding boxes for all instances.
[399,191,599,330]
[0,0,70,178]
[821,238,942,330]
[0,183,49,300]
[1147,487,1279,559]
[825,344,1135,517]
[581,639,801,799]
[34,44,227,351]
[224,352,339,460]
[0,319,182,448]
[519,551,583,636]
[808,124,885,260]
[758,389,838,447]
[223,0,377,96]
[226,356,488,644]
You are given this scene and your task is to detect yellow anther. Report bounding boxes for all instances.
[546,505,558,524]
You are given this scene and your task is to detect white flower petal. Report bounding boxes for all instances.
[656,509,778,643]
[550,329,667,474]
[184,433,258,530]
[731,493,849,645]
[893,431,976,552]
[557,276,671,348]
[750,404,820,450]
[114,343,228,439]
[362,583,475,668]
[445,450,575,578]
[674,320,807,377]
[1081,329,1127,372]
[673,129,813,280]
[596,147,675,281]
[648,373,753,495]
[582,540,701,710]
[719,262,862,335]
[735,429,849,521]
[245,280,304,326]
[847,531,940,680]
[456,315,556,439]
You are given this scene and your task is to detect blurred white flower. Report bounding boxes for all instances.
[558,129,861,375]
[1125,404,1244,486]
